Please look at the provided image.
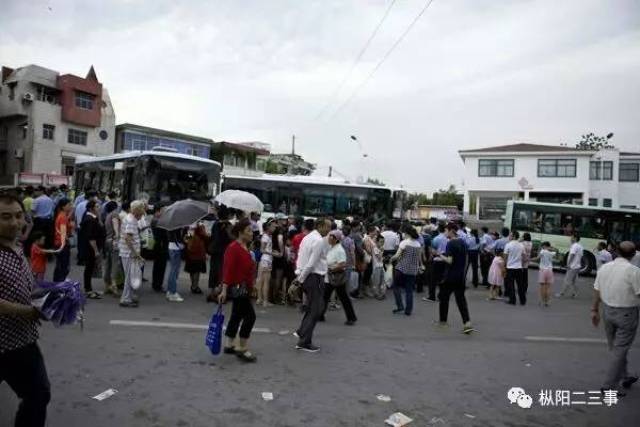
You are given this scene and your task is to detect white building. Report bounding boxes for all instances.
[459,143,640,220]
[0,64,115,186]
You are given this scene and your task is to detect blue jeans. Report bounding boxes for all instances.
[167,249,182,294]
[393,271,416,315]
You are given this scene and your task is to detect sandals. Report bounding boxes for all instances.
[235,350,257,363]
[223,346,236,354]
[86,291,102,299]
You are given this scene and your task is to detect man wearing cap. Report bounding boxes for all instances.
[320,229,357,325]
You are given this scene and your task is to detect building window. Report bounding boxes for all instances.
[588,198,598,206]
[602,161,613,180]
[619,163,639,182]
[75,91,94,110]
[478,159,514,177]
[0,126,7,142]
[68,129,88,146]
[537,159,576,177]
[18,123,27,139]
[589,161,600,180]
[603,198,612,208]
[42,124,55,140]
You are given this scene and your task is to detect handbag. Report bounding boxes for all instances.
[228,283,248,299]
[328,270,347,287]
[129,258,144,290]
[205,305,224,355]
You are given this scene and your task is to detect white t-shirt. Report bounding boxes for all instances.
[539,249,556,270]
[568,242,584,270]
[504,240,524,269]
[596,249,613,270]
[372,246,384,269]
[381,230,400,251]
[593,258,640,307]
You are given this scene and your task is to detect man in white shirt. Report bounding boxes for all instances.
[381,224,400,258]
[596,242,613,271]
[559,233,584,298]
[503,231,526,305]
[294,218,331,353]
[591,241,640,394]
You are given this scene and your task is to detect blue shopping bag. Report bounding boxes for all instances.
[205,305,225,355]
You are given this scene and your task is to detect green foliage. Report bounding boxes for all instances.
[366,177,386,186]
[575,132,614,150]
[403,185,463,211]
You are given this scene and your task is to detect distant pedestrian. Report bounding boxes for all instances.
[596,241,613,271]
[294,218,331,352]
[591,241,640,395]
[102,201,121,296]
[29,186,55,252]
[391,224,423,316]
[256,219,275,307]
[479,227,494,287]
[437,223,474,333]
[184,222,209,295]
[532,241,556,306]
[427,224,448,302]
[371,234,386,299]
[465,229,480,288]
[206,207,233,302]
[52,198,73,282]
[558,232,583,298]
[503,230,526,305]
[320,229,357,325]
[29,231,59,281]
[218,218,258,362]
[0,192,51,426]
[118,201,145,308]
[81,200,104,299]
[151,206,169,293]
[166,227,187,303]
[487,249,505,300]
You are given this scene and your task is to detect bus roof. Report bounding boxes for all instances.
[74,151,222,168]
[508,200,640,215]
[225,173,393,191]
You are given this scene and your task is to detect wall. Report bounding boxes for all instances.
[58,74,102,127]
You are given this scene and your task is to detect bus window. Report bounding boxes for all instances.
[112,170,124,198]
[304,190,334,216]
[608,221,626,245]
[576,215,605,240]
[542,212,561,234]
[513,207,533,231]
[99,171,112,194]
[629,221,640,246]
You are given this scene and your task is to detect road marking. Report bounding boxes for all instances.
[524,336,606,344]
[109,320,272,334]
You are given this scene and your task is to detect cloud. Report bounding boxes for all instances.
[1,0,638,192]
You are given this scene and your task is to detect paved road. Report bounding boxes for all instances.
[1,262,638,427]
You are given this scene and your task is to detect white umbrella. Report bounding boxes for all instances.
[215,190,264,214]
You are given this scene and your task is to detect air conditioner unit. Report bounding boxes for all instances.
[14,148,24,159]
[22,93,34,102]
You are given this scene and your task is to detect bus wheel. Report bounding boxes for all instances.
[580,251,596,276]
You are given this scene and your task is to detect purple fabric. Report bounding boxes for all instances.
[32,280,85,327]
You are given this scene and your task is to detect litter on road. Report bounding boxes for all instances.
[385,412,413,427]
[464,413,476,419]
[261,392,274,401]
[376,394,391,402]
[92,389,118,401]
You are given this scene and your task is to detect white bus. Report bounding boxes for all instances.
[505,200,640,274]
[74,149,222,206]
[222,174,406,222]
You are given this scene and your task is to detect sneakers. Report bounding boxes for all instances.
[436,321,449,329]
[292,331,300,339]
[166,292,184,302]
[463,322,475,334]
[119,301,138,308]
[296,344,320,353]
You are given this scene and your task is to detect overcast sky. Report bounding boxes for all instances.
[2,0,639,193]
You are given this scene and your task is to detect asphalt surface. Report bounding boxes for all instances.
[1,261,639,427]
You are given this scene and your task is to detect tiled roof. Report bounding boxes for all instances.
[458,143,586,153]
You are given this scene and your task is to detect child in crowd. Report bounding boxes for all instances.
[487,248,505,300]
[30,231,61,281]
[532,241,556,307]
[370,235,386,300]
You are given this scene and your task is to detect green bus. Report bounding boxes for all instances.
[505,200,640,274]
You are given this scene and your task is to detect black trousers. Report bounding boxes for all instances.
[480,252,493,287]
[208,254,224,289]
[53,244,71,282]
[505,268,527,305]
[296,274,325,346]
[83,249,96,292]
[0,343,51,427]
[152,251,168,291]
[430,261,446,300]
[439,281,470,324]
[225,296,256,340]
[322,284,357,322]
[466,250,479,287]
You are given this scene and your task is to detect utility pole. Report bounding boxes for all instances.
[292,134,296,156]
[328,165,332,177]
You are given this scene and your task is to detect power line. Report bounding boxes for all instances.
[327,0,436,120]
[314,0,397,121]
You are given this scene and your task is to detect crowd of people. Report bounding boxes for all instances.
[1,186,640,426]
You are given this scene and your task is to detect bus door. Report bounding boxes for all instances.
[276,187,302,216]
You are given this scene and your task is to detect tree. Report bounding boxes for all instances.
[575,132,614,150]
[432,185,463,210]
[366,177,386,186]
